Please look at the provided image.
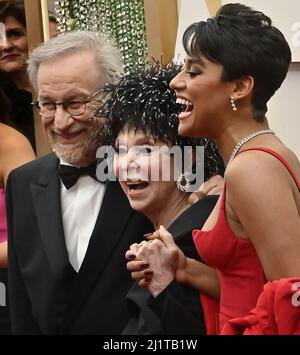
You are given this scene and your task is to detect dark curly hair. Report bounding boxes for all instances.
[96,62,224,180]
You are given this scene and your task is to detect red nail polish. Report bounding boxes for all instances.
[128,253,136,259]
[140,263,150,268]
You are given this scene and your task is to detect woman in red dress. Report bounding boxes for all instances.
[126,3,300,334]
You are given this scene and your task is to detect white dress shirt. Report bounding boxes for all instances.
[60,160,106,272]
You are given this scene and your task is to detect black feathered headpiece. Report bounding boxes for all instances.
[95,62,224,179]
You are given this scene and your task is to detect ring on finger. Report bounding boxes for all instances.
[137,242,146,249]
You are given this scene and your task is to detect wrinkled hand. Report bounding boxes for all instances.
[126,226,187,297]
[188,174,224,204]
[126,242,152,287]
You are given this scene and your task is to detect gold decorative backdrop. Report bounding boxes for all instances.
[54,0,148,72]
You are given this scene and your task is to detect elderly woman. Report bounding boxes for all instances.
[0,85,35,334]
[129,3,300,334]
[97,63,224,334]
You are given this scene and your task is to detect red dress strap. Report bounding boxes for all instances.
[220,146,300,210]
[236,147,300,191]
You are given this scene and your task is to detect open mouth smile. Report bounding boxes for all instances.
[176,97,194,120]
[127,181,150,191]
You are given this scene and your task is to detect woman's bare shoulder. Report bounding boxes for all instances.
[0,123,35,185]
[227,142,300,184]
[0,122,34,153]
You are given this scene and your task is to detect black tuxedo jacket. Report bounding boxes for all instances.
[123,196,218,335]
[6,153,152,334]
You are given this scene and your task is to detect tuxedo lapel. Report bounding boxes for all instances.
[31,154,71,280]
[60,181,134,332]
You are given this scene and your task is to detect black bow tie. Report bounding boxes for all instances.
[59,161,103,189]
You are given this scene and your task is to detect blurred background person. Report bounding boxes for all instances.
[0,85,35,334]
[97,63,224,334]
[48,11,59,39]
[0,0,35,151]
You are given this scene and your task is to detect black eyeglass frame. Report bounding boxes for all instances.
[31,91,101,118]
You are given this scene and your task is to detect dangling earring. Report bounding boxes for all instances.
[230,96,238,111]
[176,173,191,192]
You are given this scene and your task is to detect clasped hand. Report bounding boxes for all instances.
[125,225,186,297]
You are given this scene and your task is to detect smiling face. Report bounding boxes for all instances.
[170,56,233,138]
[37,50,102,166]
[114,128,183,219]
[0,16,28,74]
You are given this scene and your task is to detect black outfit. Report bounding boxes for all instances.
[6,153,152,334]
[123,195,218,335]
[2,81,36,151]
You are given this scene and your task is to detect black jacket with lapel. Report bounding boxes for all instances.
[7,153,152,334]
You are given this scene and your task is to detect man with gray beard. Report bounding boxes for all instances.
[6,31,152,334]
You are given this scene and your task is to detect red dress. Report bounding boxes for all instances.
[193,147,300,334]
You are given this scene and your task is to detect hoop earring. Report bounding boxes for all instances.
[230,96,237,112]
[176,173,191,192]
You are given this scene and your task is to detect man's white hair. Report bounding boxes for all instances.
[27,31,123,92]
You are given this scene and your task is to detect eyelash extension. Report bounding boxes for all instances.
[115,146,155,155]
[187,71,201,77]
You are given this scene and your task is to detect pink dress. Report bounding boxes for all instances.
[0,187,7,242]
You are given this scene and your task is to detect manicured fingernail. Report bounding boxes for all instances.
[144,233,153,238]
[144,269,153,276]
[128,253,136,259]
[140,263,149,268]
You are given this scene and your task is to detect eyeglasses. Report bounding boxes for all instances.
[31,91,102,119]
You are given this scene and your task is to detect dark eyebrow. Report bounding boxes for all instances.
[185,57,206,67]
[134,138,155,145]
[117,136,156,147]
[6,27,25,35]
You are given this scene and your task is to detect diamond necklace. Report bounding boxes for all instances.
[227,129,275,166]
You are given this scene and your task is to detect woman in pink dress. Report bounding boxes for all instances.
[126,3,300,334]
[0,85,35,333]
